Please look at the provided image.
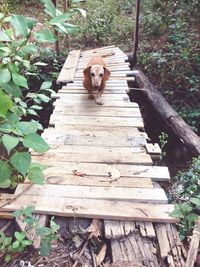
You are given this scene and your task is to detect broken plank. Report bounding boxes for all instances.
[104,220,136,239]
[50,115,144,128]
[40,163,170,181]
[57,49,81,84]
[2,195,177,222]
[53,106,141,117]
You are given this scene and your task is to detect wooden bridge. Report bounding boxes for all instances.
[2,46,187,266]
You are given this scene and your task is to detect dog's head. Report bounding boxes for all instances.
[83,65,110,90]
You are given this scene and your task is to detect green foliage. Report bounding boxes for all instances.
[139,0,200,134]
[0,231,31,263]
[13,206,60,256]
[70,0,134,49]
[171,156,200,240]
[158,132,168,159]
[0,1,84,188]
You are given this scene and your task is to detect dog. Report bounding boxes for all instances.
[83,56,111,105]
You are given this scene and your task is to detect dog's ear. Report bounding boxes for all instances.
[83,66,91,78]
[103,67,110,81]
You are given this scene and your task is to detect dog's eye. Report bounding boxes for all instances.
[99,73,104,78]
[90,73,95,77]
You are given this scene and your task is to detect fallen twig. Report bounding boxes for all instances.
[0,220,12,232]
[72,232,93,267]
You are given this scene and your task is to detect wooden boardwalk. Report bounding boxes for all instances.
[3,46,187,266]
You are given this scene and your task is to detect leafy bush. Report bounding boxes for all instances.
[139,0,200,134]
[0,0,85,188]
[70,0,134,49]
[171,156,200,240]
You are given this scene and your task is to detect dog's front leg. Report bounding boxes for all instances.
[88,89,95,99]
[96,90,104,105]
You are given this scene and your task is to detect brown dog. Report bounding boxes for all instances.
[83,56,110,105]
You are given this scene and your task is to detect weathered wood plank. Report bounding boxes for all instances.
[57,49,81,84]
[11,184,169,204]
[53,106,141,117]
[53,99,137,108]
[50,115,144,128]
[2,194,177,222]
[39,163,170,181]
[35,173,153,188]
[59,89,128,94]
[42,130,147,147]
[52,93,130,101]
[32,147,152,164]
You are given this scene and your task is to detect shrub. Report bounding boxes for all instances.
[171,156,200,240]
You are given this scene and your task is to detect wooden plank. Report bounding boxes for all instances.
[52,93,130,101]
[2,195,177,222]
[53,106,141,117]
[13,184,168,204]
[38,174,153,188]
[32,147,152,164]
[50,115,144,128]
[44,125,142,135]
[40,163,170,181]
[59,89,128,94]
[53,99,138,108]
[62,85,129,90]
[104,220,136,239]
[57,49,81,84]
[42,130,147,147]
[43,144,146,154]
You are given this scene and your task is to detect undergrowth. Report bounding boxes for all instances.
[171,156,200,240]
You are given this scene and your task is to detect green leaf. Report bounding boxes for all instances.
[35,29,56,43]
[3,81,22,97]
[4,254,12,263]
[30,105,42,110]
[40,81,52,90]
[73,8,86,18]
[28,167,45,185]
[10,152,31,177]
[0,30,11,41]
[185,212,198,222]
[0,161,11,184]
[15,231,26,241]
[2,134,19,154]
[16,121,38,135]
[10,15,29,37]
[40,238,51,256]
[41,0,57,17]
[0,179,11,188]
[49,13,71,24]
[27,109,38,116]
[23,133,49,153]
[12,240,20,249]
[190,197,200,207]
[12,73,28,89]
[0,68,11,84]
[0,91,13,118]
[33,62,48,66]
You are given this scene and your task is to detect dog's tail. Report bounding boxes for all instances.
[101,51,115,57]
